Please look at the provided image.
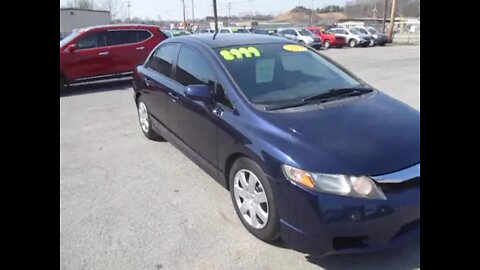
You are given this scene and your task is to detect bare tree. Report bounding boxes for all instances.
[99,0,126,20]
[64,0,96,9]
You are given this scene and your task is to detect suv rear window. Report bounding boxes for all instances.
[107,30,137,46]
[136,30,152,42]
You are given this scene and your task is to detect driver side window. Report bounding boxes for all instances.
[175,46,234,109]
[76,31,107,50]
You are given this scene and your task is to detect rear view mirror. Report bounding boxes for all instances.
[65,44,76,53]
[185,85,212,104]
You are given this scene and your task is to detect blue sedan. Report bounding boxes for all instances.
[132,34,420,256]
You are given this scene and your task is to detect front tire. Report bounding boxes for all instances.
[348,39,357,48]
[229,157,280,242]
[137,97,163,141]
[323,40,330,49]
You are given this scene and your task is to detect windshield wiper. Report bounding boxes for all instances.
[301,86,373,103]
[264,86,373,111]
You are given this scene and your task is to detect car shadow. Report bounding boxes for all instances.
[60,78,132,97]
[305,239,420,270]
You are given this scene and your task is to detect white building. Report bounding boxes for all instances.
[60,8,111,34]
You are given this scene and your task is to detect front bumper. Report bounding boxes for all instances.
[271,175,420,256]
[375,37,389,45]
[307,41,323,50]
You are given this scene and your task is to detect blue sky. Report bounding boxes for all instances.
[60,0,348,20]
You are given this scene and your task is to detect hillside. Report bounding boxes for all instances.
[274,7,347,24]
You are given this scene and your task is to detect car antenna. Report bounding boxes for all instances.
[212,0,219,40]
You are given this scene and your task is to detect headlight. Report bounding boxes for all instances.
[281,165,386,200]
[305,37,314,43]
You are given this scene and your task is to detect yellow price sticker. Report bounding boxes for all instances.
[283,44,308,52]
[219,47,261,61]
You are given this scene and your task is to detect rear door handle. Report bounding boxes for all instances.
[168,92,179,101]
[136,46,145,50]
[144,77,151,86]
[98,51,109,56]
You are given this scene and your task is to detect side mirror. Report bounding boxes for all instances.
[185,85,212,104]
[65,44,76,53]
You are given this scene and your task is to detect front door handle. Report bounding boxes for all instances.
[136,46,145,50]
[144,77,151,86]
[98,51,109,56]
[168,92,179,101]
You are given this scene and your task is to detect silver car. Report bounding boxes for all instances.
[329,27,372,48]
[277,28,323,50]
[365,27,389,46]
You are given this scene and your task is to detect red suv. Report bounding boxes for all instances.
[306,26,346,49]
[60,24,167,91]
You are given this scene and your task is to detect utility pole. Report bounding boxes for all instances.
[227,1,231,26]
[181,0,187,30]
[250,0,253,24]
[387,0,398,42]
[127,1,131,21]
[310,0,315,26]
[191,0,195,30]
[382,0,388,33]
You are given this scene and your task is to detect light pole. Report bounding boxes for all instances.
[127,1,131,21]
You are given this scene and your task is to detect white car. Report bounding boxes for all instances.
[277,28,323,50]
[218,27,251,34]
[328,28,373,48]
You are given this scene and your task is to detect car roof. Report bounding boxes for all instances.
[80,24,160,32]
[163,34,291,49]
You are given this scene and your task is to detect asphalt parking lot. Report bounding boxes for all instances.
[60,45,420,270]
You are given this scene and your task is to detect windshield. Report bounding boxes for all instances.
[216,43,361,106]
[237,28,250,33]
[358,28,369,34]
[367,28,378,34]
[349,28,361,35]
[60,31,81,48]
[299,29,315,36]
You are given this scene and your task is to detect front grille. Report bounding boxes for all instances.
[376,177,420,193]
[391,219,420,240]
[313,37,321,42]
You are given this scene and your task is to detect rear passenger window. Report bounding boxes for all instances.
[136,30,152,42]
[106,30,137,46]
[148,44,180,77]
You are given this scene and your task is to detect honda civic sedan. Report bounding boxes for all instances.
[132,34,420,256]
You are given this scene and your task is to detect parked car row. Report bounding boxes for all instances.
[60,23,390,92]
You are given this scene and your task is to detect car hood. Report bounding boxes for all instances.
[358,34,371,39]
[257,91,420,176]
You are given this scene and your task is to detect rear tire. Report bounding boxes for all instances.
[60,75,66,93]
[229,157,280,242]
[137,97,163,141]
